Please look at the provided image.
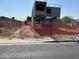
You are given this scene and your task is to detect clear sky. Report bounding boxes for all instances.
[0,0,79,21]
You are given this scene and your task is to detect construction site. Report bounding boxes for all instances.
[0,0,79,41]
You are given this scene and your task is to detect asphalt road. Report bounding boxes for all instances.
[0,43,79,59]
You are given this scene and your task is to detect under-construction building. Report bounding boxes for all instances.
[23,1,79,37]
[31,1,61,28]
[27,1,61,36]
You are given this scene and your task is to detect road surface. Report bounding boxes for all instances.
[0,43,79,59]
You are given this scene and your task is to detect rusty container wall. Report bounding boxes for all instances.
[52,7,60,18]
[32,1,47,29]
[46,7,60,18]
[32,1,47,18]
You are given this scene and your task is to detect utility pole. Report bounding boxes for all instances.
[50,18,52,36]
[51,17,59,37]
[21,21,24,40]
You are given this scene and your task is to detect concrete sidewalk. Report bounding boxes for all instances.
[0,37,77,45]
[0,37,55,44]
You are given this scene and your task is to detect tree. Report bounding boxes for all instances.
[62,16,72,25]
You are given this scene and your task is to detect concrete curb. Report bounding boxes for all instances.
[0,40,77,44]
[44,40,77,43]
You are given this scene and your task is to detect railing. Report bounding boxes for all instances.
[47,4,61,8]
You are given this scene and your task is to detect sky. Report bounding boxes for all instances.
[0,0,79,21]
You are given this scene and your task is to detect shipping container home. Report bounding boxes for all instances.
[31,1,61,30]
